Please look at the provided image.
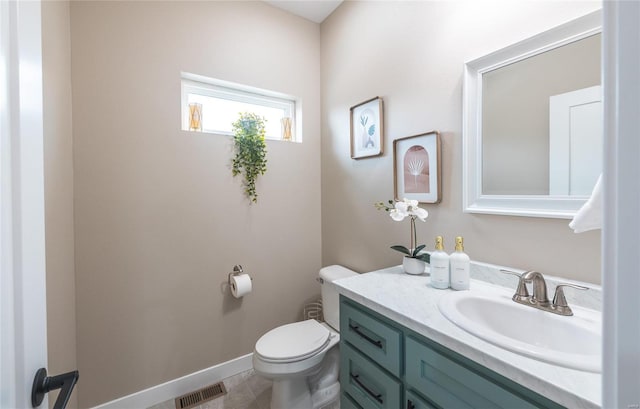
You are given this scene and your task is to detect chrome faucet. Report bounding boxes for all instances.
[521,271,550,307]
[500,270,587,316]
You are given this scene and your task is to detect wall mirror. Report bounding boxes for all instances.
[463,10,602,218]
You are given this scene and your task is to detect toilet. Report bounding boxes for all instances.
[252,265,357,409]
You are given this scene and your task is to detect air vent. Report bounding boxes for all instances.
[174,382,226,409]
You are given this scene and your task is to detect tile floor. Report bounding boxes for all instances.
[148,369,340,409]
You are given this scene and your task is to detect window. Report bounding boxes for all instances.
[181,73,298,141]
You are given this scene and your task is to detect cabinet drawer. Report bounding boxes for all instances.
[406,390,438,409]
[341,392,363,409]
[405,336,542,409]
[340,298,402,376]
[340,342,402,409]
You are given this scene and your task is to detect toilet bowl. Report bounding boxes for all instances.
[253,320,340,408]
[252,265,357,409]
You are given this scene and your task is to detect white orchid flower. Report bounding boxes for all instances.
[394,198,428,222]
[388,198,429,221]
[390,201,407,220]
[411,207,428,222]
[389,208,407,221]
[403,198,419,208]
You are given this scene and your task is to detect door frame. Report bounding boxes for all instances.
[602,1,640,408]
[0,0,48,408]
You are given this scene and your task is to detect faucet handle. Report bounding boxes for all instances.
[499,269,530,301]
[552,283,588,316]
[499,269,521,277]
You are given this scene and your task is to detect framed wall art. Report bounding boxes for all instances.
[350,97,384,159]
[393,131,442,203]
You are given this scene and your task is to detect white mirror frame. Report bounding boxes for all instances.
[462,10,601,219]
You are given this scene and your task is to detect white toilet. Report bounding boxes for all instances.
[252,265,357,409]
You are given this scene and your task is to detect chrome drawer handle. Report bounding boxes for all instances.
[349,324,383,349]
[350,373,383,404]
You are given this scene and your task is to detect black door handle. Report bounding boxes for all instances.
[350,373,383,404]
[349,324,383,349]
[31,367,79,409]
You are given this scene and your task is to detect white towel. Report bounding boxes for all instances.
[569,174,603,233]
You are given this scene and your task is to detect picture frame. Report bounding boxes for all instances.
[393,131,442,203]
[350,97,384,159]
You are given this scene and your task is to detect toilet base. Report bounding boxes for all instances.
[271,377,312,409]
[311,381,340,408]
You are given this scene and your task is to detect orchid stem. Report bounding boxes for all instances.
[410,216,416,254]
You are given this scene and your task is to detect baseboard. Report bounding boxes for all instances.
[91,353,254,409]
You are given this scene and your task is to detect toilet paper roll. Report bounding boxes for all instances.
[230,273,252,298]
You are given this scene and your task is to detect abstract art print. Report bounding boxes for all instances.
[393,131,442,203]
[350,97,384,159]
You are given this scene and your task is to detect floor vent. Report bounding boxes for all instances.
[174,382,227,409]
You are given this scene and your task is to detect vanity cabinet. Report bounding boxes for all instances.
[339,296,565,409]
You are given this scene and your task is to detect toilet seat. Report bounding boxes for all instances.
[255,319,331,363]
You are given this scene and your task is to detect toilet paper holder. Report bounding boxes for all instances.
[228,265,253,286]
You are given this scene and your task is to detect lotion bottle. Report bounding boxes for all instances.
[450,236,470,290]
[430,236,450,289]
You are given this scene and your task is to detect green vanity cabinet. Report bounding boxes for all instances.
[340,392,364,409]
[340,342,402,409]
[340,298,403,377]
[339,295,566,409]
[405,390,437,409]
[405,336,566,409]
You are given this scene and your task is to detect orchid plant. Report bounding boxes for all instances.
[375,198,430,263]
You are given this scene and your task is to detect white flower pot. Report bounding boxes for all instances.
[403,256,426,275]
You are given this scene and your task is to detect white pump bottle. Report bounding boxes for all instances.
[450,236,470,291]
[430,236,450,289]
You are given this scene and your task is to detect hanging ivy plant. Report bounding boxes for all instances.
[231,112,268,203]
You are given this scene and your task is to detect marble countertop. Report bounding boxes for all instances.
[333,265,601,409]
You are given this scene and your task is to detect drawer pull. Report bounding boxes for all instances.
[349,324,383,349]
[407,399,416,409]
[350,373,383,404]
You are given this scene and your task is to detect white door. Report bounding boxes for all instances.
[0,1,49,408]
[549,85,602,196]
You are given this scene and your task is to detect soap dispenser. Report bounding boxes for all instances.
[450,236,470,290]
[430,236,450,289]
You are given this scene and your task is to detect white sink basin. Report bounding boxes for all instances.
[438,284,602,372]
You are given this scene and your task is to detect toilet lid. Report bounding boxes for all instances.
[255,320,331,362]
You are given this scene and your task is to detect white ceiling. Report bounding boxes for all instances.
[263,0,343,24]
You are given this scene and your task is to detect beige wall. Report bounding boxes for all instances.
[45,1,606,406]
[483,33,601,195]
[321,1,602,284]
[42,1,78,408]
[70,1,321,406]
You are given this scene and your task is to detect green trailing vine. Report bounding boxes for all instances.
[231,112,268,203]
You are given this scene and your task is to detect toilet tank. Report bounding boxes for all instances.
[319,265,357,331]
